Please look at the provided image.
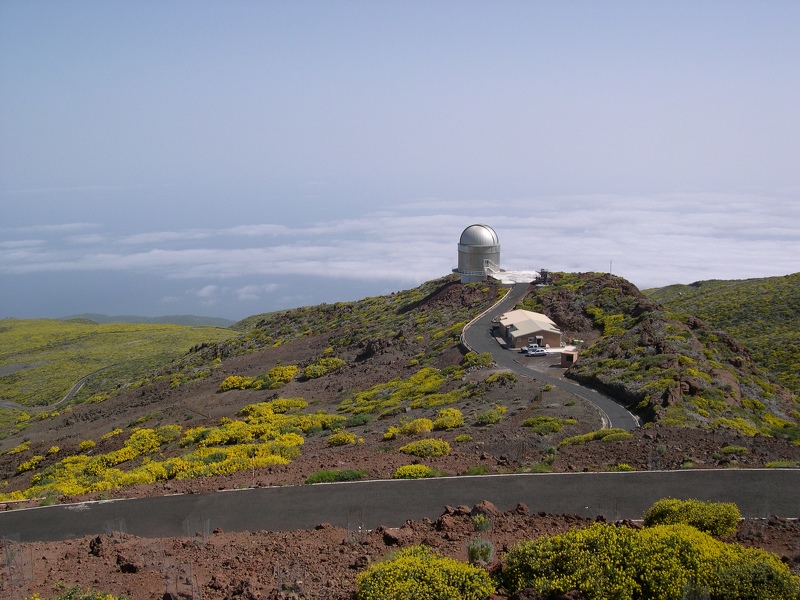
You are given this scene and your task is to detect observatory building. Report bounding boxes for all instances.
[454,224,501,283]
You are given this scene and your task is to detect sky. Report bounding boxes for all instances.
[1,1,799,322]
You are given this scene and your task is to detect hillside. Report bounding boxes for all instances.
[645,272,800,396]
[518,272,799,437]
[0,319,235,412]
[61,313,236,328]
[1,274,799,599]
[1,273,798,506]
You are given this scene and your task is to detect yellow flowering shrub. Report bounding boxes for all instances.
[327,430,360,446]
[383,418,434,440]
[9,441,30,454]
[124,428,161,454]
[17,455,43,474]
[78,439,96,451]
[501,522,800,600]
[393,464,433,479]
[219,375,256,391]
[101,428,123,440]
[432,408,464,430]
[303,356,347,379]
[357,545,494,600]
[643,498,741,536]
[399,438,450,458]
[2,398,352,499]
[267,364,299,384]
[267,397,308,413]
[46,446,60,455]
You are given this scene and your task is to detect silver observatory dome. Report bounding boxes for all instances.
[456,224,501,283]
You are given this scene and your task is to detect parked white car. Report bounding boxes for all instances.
[519,344,540,353]
[526,348,547,357]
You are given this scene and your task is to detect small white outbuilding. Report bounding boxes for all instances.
[497,309,562,349]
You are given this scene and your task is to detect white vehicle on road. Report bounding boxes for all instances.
[519,344,540,353]
[526,348,548,357]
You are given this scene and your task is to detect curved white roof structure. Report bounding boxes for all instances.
[459,224,499,247]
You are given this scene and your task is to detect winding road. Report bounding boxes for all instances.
[2,470,798,542]
[462,283,639,430]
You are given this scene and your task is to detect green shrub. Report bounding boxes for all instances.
[455,434,473,443]
[305,469,367,484]
[399,438,451,458]
[558,427,630,446]
[462,351,493,368]
[765,459,800,468]
[466,537,494,564]
[475,405,506,426]
[472,513,492,532]
[433,408,464,430]
[465,464,488,475]
[721,445,748,455]
[523,416,576,434]
[602,432,634,441]
[357,545,495,600]
[500,522,800,600]
[485,371,516,384]
[643,498,741,536]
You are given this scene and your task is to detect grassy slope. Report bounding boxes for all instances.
[0,319,235,408]
[645,273,800,396]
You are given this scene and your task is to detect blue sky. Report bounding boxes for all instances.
[1,1,799,321]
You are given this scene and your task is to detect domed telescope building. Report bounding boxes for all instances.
[454,224,501,283]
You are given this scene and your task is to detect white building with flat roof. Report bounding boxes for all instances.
[497,309,562,349]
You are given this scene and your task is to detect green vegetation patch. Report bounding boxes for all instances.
[647,273,800,396]
[558,427,632,446]
[0,318,234,408]
[523,416,577,435]
[338,367,470,415]
[475,405,507,426]
[304,468,367,484]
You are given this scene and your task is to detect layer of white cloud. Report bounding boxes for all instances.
[1,192,798,313]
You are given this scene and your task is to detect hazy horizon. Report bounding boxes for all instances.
[2,2,798,321]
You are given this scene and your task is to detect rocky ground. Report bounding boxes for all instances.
[3,501,800,600]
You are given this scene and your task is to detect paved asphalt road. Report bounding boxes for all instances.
[2,470,798,542]
[462,282,639,430]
